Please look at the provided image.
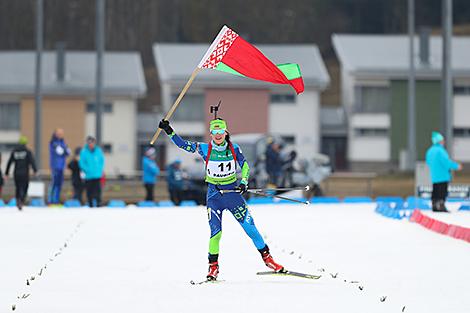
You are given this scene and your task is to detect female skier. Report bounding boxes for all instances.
[158,118,284,280]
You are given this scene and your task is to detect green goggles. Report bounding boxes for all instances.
[210,129,226,135]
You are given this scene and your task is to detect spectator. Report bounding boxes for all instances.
[5,136,37,210]
[0,154,4,199]
[68,147,84,203]
[265,142,283,186]
[48,128,70,204]
[142,147,160,202]
[166,159,183,205]
[79,136,105,207]
[425,131,462,212]
[280,150,297,188]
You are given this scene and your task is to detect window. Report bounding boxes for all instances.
[270,94,296,104]
[454,128,470,138]
[171,94,204,121]
[87,103,113,113]
[102,143,113,154]
[280,136,295,144]
[0,142,17,152]
[180,135,204,143]
[354,128,388,137]
[354,86,390,113]
[454,86,470,95]
[0,102,20,130]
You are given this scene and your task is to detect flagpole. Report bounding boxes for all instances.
[150,67,202,144]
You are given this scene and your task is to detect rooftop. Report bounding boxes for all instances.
[0,51,147,97]
[153,43,330,90]
[332,34,470,78]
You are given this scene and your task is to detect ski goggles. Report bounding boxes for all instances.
[210,129,226,135]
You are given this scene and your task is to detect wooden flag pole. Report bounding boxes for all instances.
[150,67,202,144]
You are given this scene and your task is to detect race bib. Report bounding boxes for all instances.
[55,145,65,155]
[206,159,236,179]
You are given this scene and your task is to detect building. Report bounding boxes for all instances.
[333,34,470,171]
[0,50,146,176]
[151,43,330,166]
[320,106,348,171]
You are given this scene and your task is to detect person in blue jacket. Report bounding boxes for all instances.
[166,158,184,205]
[142,147,160,202]
[425,132,462,212]
[79,136,105,207]
[48,128,70,204]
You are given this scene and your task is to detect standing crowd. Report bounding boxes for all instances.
[0,129,106,210]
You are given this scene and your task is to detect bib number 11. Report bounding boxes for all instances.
[218,162,232,172]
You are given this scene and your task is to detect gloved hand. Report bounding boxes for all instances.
[158,119,174,135]
[236,183,248,195]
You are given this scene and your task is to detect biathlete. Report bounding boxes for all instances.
[158,118,284,280]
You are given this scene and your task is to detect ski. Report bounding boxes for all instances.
[189,279,225,285]
[256,270,321,280]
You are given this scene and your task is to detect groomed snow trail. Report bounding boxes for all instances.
[1,204,469,313]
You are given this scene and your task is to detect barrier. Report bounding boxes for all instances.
[248,197,274,205]
[406,196,431,210]
[137,201,158,208]
[64,199,83,208]
[409,210,470,244]
[459,203,470,211]
[343,197,373,203]
[180,200,197,207]
[7,198,16,207]
[30,198,46,207]
[310,197,340,204]
[158,200,175,207]
[375,202,409,220]
[0,199,4,207]
[107,200,126,208]
[375,196,404,205]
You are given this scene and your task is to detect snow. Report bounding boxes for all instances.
[1,204,469,313]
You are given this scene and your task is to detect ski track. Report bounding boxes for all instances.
[0,204,469,313]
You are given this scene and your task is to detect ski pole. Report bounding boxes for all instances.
[220,185,309,194]
[248,185,310,193]
[248,190,310,205]
[219,189,309,205]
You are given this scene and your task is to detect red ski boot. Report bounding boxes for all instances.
[207,261,219,281]
[261,251,285,273]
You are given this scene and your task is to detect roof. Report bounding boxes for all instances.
[153,43,330,90]
[332,34,470,79]
[0,51,147,97]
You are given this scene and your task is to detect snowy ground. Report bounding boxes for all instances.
[1,204,469,313]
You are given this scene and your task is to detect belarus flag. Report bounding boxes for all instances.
[198,25,304,94]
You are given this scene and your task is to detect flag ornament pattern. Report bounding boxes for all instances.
[200,28,239,69]
[198,25,304,94]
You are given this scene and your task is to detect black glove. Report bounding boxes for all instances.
[236,183,248,195]
[158,119,174,135]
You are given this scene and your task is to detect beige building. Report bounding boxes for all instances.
[0,50,146,176]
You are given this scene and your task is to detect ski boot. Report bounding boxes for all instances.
[432,200,449,213]
[207,261,219,281]
[259,246,285,272]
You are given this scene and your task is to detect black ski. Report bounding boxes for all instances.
[189,279,224,285]
[257,270,321,280]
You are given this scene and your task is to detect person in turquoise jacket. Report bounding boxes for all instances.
[142,147,160,201]
[425,131,462,212]
[79,136,105,207]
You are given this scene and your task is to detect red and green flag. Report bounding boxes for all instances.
[198,25,304,94]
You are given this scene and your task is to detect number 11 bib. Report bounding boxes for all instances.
[206,159,236,179]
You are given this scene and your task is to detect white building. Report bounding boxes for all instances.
[149,43,330,166]
[0,50,146,175]
[333,34,470,171]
